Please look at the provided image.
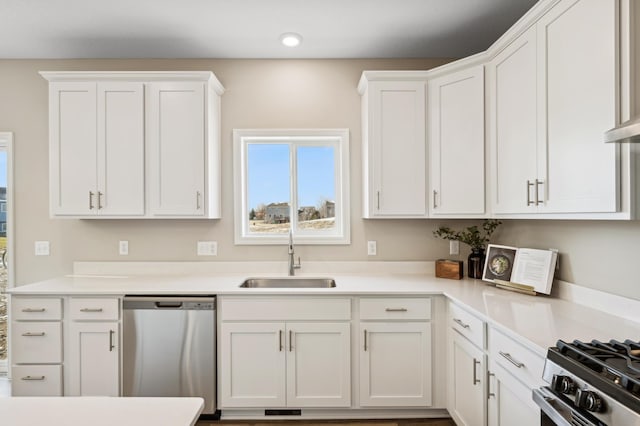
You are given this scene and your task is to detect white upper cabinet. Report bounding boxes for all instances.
[42,71,224,219]
[488,27,539,214]
[428,65,485,216]
[537,0,618,213]
[488,0,619,216]
[359,74,428,218]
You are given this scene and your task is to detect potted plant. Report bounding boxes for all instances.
[433,219,501,278]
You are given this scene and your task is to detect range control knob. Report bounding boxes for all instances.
[575,389,605,413]
[552,375,576,394]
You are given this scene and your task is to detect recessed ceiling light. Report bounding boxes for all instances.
[280,32,303,48]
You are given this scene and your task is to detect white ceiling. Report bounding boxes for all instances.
[1,0,539,59]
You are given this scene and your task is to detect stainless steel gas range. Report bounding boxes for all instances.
[533,339,640,426]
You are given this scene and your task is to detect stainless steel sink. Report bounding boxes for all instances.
[239,277,336,288]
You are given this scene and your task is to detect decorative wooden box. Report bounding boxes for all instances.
[435,259,463,280]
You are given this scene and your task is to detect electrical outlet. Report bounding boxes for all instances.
[197,241,218,256]
[35,241,50,256]
[119,241,129,256]
[367,240,377,256]
[449,240,459,255]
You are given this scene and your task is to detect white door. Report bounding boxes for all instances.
[488,27,539,214]
[68,322,119,396]
[360,322,432,407]
[537,0,618,213]
[488,363,540,426]
[97,82,145,216]
[148,82,206,216]
[429,66,485,215]
[49,82,97,215]
[369,81,427,217]
[286,322,351,408]
[449,331,486,426]
[219,322,286,408]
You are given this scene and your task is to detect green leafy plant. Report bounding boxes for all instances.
[433,219,501,251]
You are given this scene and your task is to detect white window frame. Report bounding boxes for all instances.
[233,129,350,245]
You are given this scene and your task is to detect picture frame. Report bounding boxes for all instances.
[482,244,517,283]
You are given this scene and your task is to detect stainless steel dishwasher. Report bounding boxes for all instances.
[123,296,216,415]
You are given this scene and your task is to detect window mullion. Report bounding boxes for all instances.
[290,141,298,234]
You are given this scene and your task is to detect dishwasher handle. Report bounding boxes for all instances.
[155,301,183,309]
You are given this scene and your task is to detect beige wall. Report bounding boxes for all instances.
[1,59,639,302]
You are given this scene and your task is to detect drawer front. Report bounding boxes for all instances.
[12,322,63,363]
[12,297,62,320]
[489,326,544,388]
[69,297,120,320]
[12,365,63,396]
[449,302,485,349]
[220,297,351,321]
[359,297,431,320]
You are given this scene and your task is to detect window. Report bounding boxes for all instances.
[233,129,350,245]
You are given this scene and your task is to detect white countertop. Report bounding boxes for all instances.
[0,396,204,426]
[9,264,640,358]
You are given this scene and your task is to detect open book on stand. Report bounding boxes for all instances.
[481,244,558,295]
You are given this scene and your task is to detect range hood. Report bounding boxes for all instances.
[604,117,640,143]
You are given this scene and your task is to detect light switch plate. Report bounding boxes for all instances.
[197,241,218,256]
[35,241,50,256]
[449,241,459,255]
[119,241,129,256]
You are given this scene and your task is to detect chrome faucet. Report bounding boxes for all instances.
[288,229,301,276]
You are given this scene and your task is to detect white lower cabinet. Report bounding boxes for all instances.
[487,362,540,426]
[447,301,487,426]
[219,297,352,409]
[66,297,121,396]
[220,321,351,408]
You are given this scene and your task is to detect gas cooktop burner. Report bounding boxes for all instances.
[549,339,640,413]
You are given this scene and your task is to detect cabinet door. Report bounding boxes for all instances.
[68,322,119,396]
[488,363,540,426]
[49,82,97,216]
[286,322,351,408]
[97,82,145,215]
[448,331,486,426]
[360,322,432,407]
[148,82,206,216]
[219,322,286,408]
[537,0,618,213]
[488,27,539,214]
[429,66,485,216]
[365,81,427,218]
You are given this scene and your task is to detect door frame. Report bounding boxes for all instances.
[0,131,14,375]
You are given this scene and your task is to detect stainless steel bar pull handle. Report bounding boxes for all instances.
[279,330,283,351]
[21,376,45,381]
[488,372,495,398]
[289,330,293,352]
[499,351,525,368]
[453,318,470,329]
[535,179,544,205]
[433,190,437,208]
[363,329,367,351]
[109,330,115,352]
[385,308,408,312]
[22,332,45,337]
[22,308,45,313]
[376,191,380,210]
[80,308,103,313]
[196,191,201,209]
[89,191,95,209]
[526,180,534,205]
[97,191,103,209]
[473,358,481,385]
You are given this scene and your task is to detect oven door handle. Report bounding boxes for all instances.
[533,388,573,426]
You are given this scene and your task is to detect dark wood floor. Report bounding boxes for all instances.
[199,419,455,426]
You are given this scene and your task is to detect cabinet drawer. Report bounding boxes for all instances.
[220,297,351,321]
[11,365,63,396]
[69,297,119,320]
[12,322,63,363]
[449,302,485,349]
[488,326,544,388]
[12,297,62,320]
[359,298,431,320]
